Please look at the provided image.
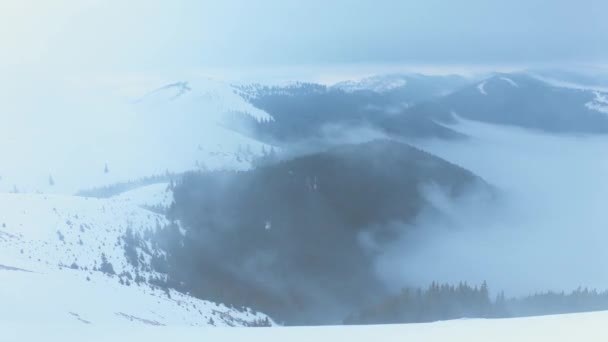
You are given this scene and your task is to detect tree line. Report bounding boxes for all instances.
[344,281,608,325]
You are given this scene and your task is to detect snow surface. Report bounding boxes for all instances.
[0,78,273,194]
[0,75,278,332]
[477,82,487,95]
[585,91,608,115]
[499,77,519,87]
[6,311,608,341]
[0,192,167,277]
[0,191,273,329]
[112,183,174,209]
[0,266,268,328]
[530,74,608,92]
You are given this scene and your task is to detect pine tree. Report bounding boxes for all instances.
[99,253,115,275]
[104,163,109,174]
[48,174,55,186]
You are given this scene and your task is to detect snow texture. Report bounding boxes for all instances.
[0,191,273,329]
[6,311,608,341]
[0,78,273,194]
[585,91,608,115]
[499,77,519,87]
[477,82,487,95]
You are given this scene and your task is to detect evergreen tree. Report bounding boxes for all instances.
[99,253,115,275]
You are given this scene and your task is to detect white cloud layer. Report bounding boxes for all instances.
[378,119,608,296]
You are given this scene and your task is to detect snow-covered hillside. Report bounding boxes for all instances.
[0,189,273,328]
[0,77,273,194]
[527,73,608,116]
[112,182,174,209]
[0,76,277,330]
[420,72,608,134]
[7,310,608,341]
[0,267,269,327]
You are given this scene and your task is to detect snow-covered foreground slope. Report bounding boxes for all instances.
[0,192,168,277]
[7,311,608,341]
[0,267,267,328]
[0,190,273,329]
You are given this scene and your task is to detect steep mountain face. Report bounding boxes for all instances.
[157,140,490,325]
[0,188,273,327]
[408,73,608,134]
[233,82,465,146]
[0,78,272,194]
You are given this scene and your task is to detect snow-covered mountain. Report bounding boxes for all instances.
[528,68,608,92]
[232,80,467,145]
[0,78,273,195]
[0,76,279,330]
[408,73,608,134]
[0,185,274,328]
[4,71,607,337]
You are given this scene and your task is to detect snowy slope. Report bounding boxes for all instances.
[478,77,518,95]
[585,91,608,115]
[477,81,487,95]
[0,76,277,330]
[0,191,273,328]
[524,74,608,116]
[136,80,273,122]
[526,73,608,116]
[6,311,608,341]
[0,267,269,327]
[0,77,273,195]
[112,182,174,209]
[422,73,608,133]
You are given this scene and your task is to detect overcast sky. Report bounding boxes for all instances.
[1,0,607,75]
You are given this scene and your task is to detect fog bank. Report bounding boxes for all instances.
[377,119,608,296]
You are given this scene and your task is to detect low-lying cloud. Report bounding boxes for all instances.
[377,119,608,296]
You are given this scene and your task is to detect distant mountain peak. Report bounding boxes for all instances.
[413,71,608,134]
[331,73,468,95]
[135,81,192,103]
[333,74,409,93]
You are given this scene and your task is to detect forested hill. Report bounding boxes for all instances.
[232,83,465,145]
[345,282,608,325]
[153,140,490,324]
